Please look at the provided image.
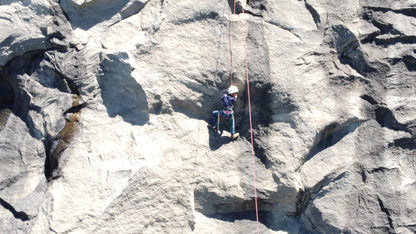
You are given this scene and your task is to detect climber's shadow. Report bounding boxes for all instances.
[208,122,233,150]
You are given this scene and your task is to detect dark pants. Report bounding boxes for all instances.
[211,110,235,134]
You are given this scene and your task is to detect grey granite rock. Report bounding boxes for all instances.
[0,0,415,233]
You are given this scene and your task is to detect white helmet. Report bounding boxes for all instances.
[227,85,239,94]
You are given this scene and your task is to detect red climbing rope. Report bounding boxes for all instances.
[242,5,260,234]
[229,1,259,232]
[230,0,237,85]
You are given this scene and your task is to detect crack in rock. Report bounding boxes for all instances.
[377,195,395,232]
[304,0,321,27]
[364,6,416,18]
[296,171,348,220]
[171,11,219,25]
[0,197,30,221]
[375,105,409,133]
[45,97,84,181]
[389,137,416,150]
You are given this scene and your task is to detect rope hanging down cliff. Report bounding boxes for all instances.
[230,0,260,233]
[230,0,237,85]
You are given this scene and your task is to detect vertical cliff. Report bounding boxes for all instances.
[0,0,415,233]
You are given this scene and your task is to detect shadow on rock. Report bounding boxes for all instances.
[98,52,149,126]
[208,125,233,150]
[60,0,147,30]
[327,25,376,75]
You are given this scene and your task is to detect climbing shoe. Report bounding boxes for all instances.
[231,133,239,140]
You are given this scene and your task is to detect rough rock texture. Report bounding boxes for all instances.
[0,0,415,233]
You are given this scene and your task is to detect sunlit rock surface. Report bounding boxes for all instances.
[0,0,415,233]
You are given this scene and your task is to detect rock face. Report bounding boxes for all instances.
[0,0,415,233]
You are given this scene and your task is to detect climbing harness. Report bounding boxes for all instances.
[222,110,233,115]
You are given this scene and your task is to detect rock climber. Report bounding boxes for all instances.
[211,85,240,139]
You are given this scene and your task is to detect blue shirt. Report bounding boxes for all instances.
[221,94,236,110]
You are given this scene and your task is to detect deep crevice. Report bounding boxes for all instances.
[45,95,83,181]
[377,196,395,233]
[402,55,416,71]
[304,1,320,27]
[171,11,219,25]
[375,36,416,47]
[295,189,311,217]
[369,167,397,174]
[398,223,416,232]
[43,137,55,181]
[63,102,86,115]
[0,197,30,221]
[360,166,368,183]
[44,110,80,181]
[360,30,380,44]
[0,74,14,130]
[360,94,379,105]
[389,137,416,150]
[57,70,81,95]
[364,6,416,18]
[296,172,348,217]
[253,140,273,169]
[375,106,409,132]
